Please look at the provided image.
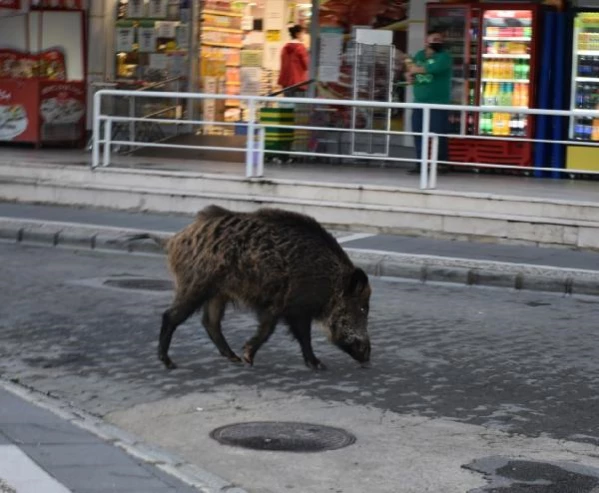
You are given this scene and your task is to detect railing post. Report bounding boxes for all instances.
[429,134,439,190]
[420,106,430,190]
[92,90,102,169]
[246,99,256,178]
[128,96,135,145]
[256,125,265,177]
[103,117,112,167]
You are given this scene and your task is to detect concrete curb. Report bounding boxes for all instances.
[1,217,599,296]
[0,378,249,493]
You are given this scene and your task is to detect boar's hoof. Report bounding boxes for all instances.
[305,359,327,371]
[228,354,243,364]
[242,346,255,366]
[159,355,178,370]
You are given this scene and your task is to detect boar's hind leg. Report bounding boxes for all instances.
[159,295,200,370]
[287,316,326,371]
[243,311,278,366]
[202,295,241,363]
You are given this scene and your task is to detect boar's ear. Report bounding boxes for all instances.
[346,268,369,296]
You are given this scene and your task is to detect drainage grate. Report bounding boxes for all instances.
[210,421,356,453]
[102,278,173,291]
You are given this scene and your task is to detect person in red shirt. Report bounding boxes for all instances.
[278,25,309,96]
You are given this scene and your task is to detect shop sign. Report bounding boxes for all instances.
[266,30,281,42]
[0,0,20,9]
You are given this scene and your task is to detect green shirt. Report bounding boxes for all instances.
[411,49,452,104]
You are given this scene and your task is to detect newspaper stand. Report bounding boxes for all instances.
[350,29,395,159]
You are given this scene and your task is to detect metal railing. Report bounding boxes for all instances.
[92,88,599,190]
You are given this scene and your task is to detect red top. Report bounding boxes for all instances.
[278,41,309,90]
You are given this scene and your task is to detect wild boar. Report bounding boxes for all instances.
[130,205,372,370]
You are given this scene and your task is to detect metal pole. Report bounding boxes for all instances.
[419,106,430,190]
[246,100,256,177]
[257,126,265,177]
[103,118,112,167]
[128,96,135,145]
[429,134,439,190]
[91,90,101,169]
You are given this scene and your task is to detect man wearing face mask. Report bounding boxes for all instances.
[405,29,452,174]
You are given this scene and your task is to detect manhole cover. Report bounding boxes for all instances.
[210,421,356,453]
[103,278,172,291]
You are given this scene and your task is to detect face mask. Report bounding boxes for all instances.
[429,42,443,52]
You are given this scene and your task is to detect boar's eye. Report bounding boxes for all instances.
[360,305,369,314]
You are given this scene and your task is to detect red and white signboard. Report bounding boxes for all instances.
[0,0,20,9]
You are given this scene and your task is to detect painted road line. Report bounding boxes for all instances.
[0,446,71,493]
[336,233,376,244]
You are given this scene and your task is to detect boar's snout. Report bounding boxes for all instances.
[338,336,371,364]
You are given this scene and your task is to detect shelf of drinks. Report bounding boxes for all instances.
[203,9,243,17]
[483,37,531,42]
[482,78,529,83]
[576,76,599,82]
[478,113,528,137]
[482,54,530,59]
[571,117,599,141]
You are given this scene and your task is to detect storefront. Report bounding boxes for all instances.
[0,0,88,146]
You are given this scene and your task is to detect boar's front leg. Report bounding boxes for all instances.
[202,294,242,363]
[159,292,204,370]
[287,315,326,371]
[243,310,278,366]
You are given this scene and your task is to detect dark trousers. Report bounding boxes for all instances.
[411,108,449,164]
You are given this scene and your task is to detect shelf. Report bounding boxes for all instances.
[482,78,530,83]
[202,41,243,48]
[578,50,599,56]
[483,36,532,41]
[480,105,529,109]
[482,54,530,59]
[203,9,243,18]
[202,26,243,34]
[576,76,599,82]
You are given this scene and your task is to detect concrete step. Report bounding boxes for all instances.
[2,161,599,225]
[2,172,599,249]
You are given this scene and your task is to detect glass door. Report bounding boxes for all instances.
[478,9,533,138]
[570,11,599,142]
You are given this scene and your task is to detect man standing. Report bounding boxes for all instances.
[406,29,452,174]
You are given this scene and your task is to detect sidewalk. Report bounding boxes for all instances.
[0,382,245,493]
[1,202,599,295]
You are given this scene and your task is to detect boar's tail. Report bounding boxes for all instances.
[125,233,169,249]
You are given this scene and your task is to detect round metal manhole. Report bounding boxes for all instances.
[103,278,173,291]
[209,422,356,453]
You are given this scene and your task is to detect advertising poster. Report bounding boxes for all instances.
[138,26,157,53]
[127,0,145,18]
[39,81,86,142]
[0,79,37,142]
[148,0,168,19]
[115,26,135,52]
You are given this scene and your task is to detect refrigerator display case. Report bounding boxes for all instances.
[566,10,599,174]
[426,3,480,137]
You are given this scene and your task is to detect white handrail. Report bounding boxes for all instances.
[91,88,599,190]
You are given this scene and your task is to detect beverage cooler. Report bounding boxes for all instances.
[566,10,599,174]
[426,3,545,169]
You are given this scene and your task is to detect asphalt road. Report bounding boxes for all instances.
[2,243,599,493]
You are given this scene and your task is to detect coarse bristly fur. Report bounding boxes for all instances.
[144,205,372,371]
